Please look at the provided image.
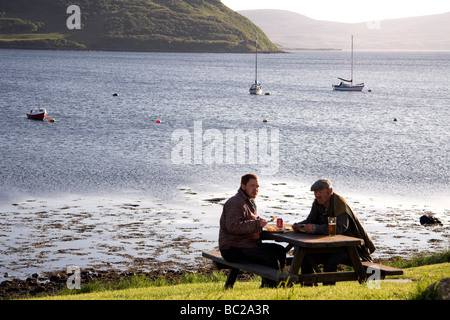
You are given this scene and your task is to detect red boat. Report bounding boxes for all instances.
[26,108,47,120]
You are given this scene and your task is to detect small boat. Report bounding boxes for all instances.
[249,82,262,95]
[26,108,47,120]
[333,35,364,91]
[332,80,365,91]
[249,36,262,95]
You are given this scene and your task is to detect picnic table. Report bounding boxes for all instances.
[202,226,403,288]
[262,229,367,285]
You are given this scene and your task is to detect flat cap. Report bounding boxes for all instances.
[310,179,332,191]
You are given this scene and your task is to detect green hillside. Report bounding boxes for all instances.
[0,0,280,52]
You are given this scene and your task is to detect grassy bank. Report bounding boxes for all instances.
[0,32,86,49]
[0,33,63,40]
[27,251,449,300]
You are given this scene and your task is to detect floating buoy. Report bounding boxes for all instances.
[263,119,268,123]
[156,119,161,123]
[48,118,55,122]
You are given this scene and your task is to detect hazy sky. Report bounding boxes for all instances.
[221,0,450,23]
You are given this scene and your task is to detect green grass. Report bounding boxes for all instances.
[25,251,450,300]
[0,33,64,41]
[385,250,450,269]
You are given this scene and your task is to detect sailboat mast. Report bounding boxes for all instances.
[255,35,258,84]
[351,35,354,85]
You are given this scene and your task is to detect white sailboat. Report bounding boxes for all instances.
[333,35,364,91]
[249,36,262,95]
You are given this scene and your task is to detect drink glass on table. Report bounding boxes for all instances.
[277,218,283,228]
[328,217,336,236]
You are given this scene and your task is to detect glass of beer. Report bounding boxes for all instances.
[328,217,336,236]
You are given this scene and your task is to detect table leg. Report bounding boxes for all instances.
[347,246,366,284]
[289,247,306,275]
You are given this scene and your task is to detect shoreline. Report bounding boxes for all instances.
[1,180,448,283]
[2,252,447,300]
[0,263,216,300]
[0,46,285,54]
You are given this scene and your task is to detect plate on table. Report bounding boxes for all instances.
[263,224,293,233]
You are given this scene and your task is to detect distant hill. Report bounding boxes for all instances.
[0,0,279,52]
[239,9,450,51]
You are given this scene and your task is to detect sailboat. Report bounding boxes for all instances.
[333,35,364,91]
[249,36,262,95]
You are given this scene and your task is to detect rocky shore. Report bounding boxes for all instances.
[0,264,227,300]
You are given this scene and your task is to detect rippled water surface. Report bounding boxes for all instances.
[1,49,449,203]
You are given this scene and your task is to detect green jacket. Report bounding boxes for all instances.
[329,193,376,261]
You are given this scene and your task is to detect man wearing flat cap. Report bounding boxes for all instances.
[292,179,375,283]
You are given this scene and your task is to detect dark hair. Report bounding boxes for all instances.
[241,173,258,186]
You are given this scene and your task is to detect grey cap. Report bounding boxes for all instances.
[310,179,332,191]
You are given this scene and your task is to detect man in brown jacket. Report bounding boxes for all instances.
[219,173,286,287]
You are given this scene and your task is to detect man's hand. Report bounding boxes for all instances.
[259,218,268,228]
[304,224,314,233]
[292,223,313,234]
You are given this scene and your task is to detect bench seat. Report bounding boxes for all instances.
[202,251,296,288]
[361,261,404,279]
[203,251,404,288]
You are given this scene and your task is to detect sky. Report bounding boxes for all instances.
[221,0,450,23]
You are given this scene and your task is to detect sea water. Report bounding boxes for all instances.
[0,49,449,277]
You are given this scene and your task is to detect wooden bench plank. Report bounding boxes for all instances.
[202,251,297,287]
[361,261,404,278]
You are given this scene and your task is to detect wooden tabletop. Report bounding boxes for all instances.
[262,231,364,248]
